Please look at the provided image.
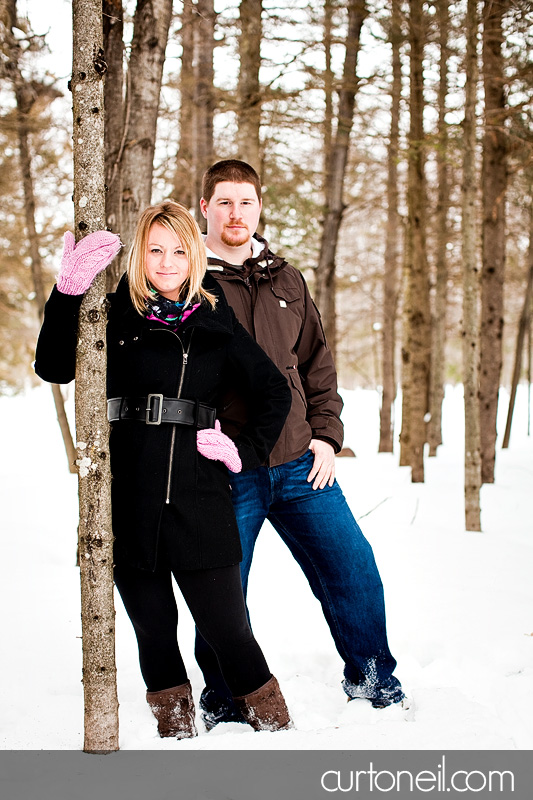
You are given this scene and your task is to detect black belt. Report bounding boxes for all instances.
[107,395,216,428]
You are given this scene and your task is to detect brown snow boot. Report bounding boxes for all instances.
[146,681,198,739]
[233,675,293,732]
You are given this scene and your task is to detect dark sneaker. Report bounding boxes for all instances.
[199,687,247,731]
[342,677,406,709]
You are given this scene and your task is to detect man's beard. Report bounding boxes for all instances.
[221,224,249,247]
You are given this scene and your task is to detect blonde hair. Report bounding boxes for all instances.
[127,199,217,314]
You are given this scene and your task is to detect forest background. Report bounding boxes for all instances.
[1,0,532,510]
[0,0,532,757]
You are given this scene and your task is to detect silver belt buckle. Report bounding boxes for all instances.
[146,393,164,425]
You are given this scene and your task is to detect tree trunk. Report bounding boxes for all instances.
[314,0,368,359]
[103,0,125,291]
[379,0,402,454]
[479,0,508,483]
[193,0,216,211]
[462,0,482,532]
[72,0,118,753]
[323,0,334,183]
[502,205,533,449]
[120,0,173,253]
[237,0,262,173]
[403,0,431,483]
[427,0,450,457]
[4,0,77,472]
[399,219,413,467]
[174,0,195,212]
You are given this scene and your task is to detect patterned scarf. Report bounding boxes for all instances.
[145,290,199,329]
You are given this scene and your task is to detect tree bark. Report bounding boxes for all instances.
[193,0,216,211]
[379,0,402,454]
[120,0,173,253]
[480,0,509,483]
[399,215,413,467]
[461,0,482,532]
[323,0,334,183]
[72,0,118,753]
[174,0,195,212]
[4,0,77,472]
[237,0,262,173]
[501,204,533,449]
[427,0,450,457]
[314,0,368,359]
[103,0,125,291]
[402,0,431,483]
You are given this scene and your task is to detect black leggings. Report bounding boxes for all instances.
[114,561,271,696]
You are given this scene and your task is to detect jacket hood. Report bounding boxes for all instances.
[205,233,289,281]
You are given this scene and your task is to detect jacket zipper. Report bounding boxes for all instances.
[151,328,193,504]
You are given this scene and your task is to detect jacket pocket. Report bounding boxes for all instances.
[288,370,307,412]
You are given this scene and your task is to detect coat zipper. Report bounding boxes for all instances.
[155,329,193,504]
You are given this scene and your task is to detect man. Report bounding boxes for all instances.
[195,159,404,729]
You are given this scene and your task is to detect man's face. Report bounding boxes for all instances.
[200,181,262,248]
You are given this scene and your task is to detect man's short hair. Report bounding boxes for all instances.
[202,160,262,203]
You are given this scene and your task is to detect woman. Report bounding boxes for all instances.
[35,200,293,739]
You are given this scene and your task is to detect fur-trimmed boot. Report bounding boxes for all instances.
[233,675,293,732]
[146,681,198,739]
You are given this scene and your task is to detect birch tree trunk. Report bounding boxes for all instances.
[427,0,450,457]
[120,0,173,253]
[103,0,125,291]
[462,0,482,532]
[237,0,262,173]
[3,0,77,472]
[479,0,508,483]
[72,0,118,753]
[379,0,402,454]
[402,0,431,483]
[314,0,368,357]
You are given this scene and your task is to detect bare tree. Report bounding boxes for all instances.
[193,0,216,209]
[72,0,118,753]
[174,0,195,211]
[400,0,431,483]
[237,0,263,173]
[314,0,368,357]
[479,0,509,483]
[428,0,450,457]
[502,202,533,449]
[2,0,76,472]
[462,0,482,532]
[103,0,124,291]
[120,0,173,253]
[379,0,402,454]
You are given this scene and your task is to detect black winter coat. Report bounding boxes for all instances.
[35,274,291,571]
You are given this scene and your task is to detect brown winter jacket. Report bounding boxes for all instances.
[207,234,344,467]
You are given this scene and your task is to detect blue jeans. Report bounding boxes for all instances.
[195,450,403,705]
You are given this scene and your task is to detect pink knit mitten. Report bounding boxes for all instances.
[57,230,122,295]
[197,420,242,473]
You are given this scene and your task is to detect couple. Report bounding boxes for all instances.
[35,159,404,739]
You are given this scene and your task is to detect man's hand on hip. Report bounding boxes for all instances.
[307,439,336,490]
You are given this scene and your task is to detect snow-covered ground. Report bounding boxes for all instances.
[1,384,531,751]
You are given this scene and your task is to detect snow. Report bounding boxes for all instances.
[1,383,532,751]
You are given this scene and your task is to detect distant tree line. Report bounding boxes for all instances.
[1,0,532,503]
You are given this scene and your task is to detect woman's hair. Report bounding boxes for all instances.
[127,199,217,314]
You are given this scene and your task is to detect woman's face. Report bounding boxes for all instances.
[145,221,190,301]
